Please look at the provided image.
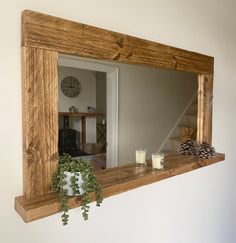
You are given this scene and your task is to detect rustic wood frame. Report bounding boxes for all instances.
[15,10,222,222]
[21,9,213,198]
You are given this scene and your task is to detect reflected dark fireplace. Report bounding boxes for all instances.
[58,116,88,157]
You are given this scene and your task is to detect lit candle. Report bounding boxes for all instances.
[136,149,147,164]
[152,153,164,169]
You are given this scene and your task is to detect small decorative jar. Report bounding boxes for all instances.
[152,153,164,169]
[135,149,147,164]
[69,106,77,113]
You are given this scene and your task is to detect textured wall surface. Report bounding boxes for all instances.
[117,64,197,163]
[0,1,235,242]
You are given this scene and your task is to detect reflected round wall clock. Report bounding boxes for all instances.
[61,76,81,98]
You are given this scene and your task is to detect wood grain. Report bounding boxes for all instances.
[22,46,58,198]
[15,153,225,223]
[22,10,213,74]
[20,10,215,202]
[197,74,213,144]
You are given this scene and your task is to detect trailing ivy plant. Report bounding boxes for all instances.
[51,153,103,225]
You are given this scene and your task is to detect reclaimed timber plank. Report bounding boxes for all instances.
[22,46,58,198]
[15,153,225,223]
[197,74,213,144]
[22,10,213,74]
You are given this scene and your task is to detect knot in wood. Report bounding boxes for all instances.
[126,52,133,58]
[172,56,178,69]
[116,39,124,48]
[51,152,59,161]
[113,53,120,60]
[25,146,35,163]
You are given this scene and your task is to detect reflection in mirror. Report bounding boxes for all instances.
[58,55,198,170]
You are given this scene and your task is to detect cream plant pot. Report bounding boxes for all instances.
[63,171,84,196]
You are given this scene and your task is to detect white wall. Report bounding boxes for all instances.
[117,63,197,164]
[0,1,236,243]
[58,66,97,143]
[96,72,107,123]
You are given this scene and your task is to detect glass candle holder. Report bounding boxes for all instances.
[152,153,164,169]
[136,149,147,164]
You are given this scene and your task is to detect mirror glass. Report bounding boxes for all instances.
[58,54,198,170]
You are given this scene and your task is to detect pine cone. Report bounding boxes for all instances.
[179,140,196,155]
[195,142,215,159]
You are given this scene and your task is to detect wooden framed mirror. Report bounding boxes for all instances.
[15,10,224,223]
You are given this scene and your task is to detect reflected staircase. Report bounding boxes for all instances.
[162,99,197,154]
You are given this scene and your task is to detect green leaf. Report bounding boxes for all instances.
[51,153,103,225]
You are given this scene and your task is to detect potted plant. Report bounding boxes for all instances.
[51,153,103,225]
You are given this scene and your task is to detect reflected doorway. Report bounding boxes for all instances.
[58,55,118,170]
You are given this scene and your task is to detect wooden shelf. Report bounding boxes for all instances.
[59,112,103,117]
[15,153,225,223]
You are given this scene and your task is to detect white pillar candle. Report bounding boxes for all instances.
[136,149,147,164]
[152,153,164,169]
